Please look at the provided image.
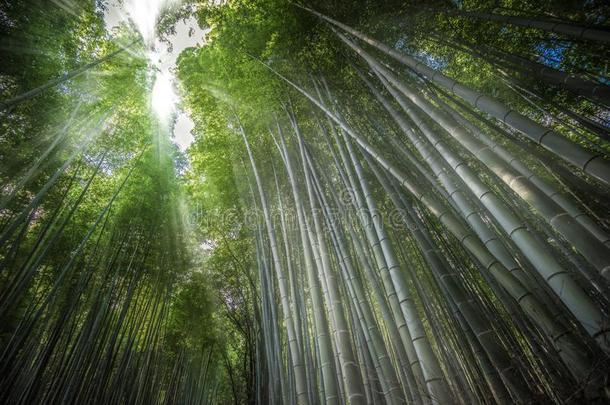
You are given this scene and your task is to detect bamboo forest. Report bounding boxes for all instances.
[2,0,610,404]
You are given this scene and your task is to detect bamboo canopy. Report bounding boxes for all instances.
[1,0,609,404]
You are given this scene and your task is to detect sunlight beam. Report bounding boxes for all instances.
[151,70,177,122]
[124,0,178,45]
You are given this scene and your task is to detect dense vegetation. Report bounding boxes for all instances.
[1,0,609,404]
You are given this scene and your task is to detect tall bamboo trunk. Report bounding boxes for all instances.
[238,123,309,404]
[260,63,600,384]
[444,9,610,44]
[365,152,528,404]
[335,128,453,404]
[298,6,610,185]
[428,89,610,247]
[359,61,610,351]
[472,42,610,105]
[304,142,409,404]
[327,118,434,403]
[292,113,369,404]
[275,122,340,404]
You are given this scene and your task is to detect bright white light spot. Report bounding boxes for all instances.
[151,71,177,121]
[124,0,178,45]
[104,0,204,151]
[200,240,216,251]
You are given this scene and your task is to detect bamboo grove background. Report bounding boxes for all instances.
[1,0,610,404]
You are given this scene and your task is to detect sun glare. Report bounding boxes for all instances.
[109,0,201,147]
[151,71,177,122]
[125,0,178,44]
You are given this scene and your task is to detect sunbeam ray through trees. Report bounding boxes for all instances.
[1,0,610,404]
